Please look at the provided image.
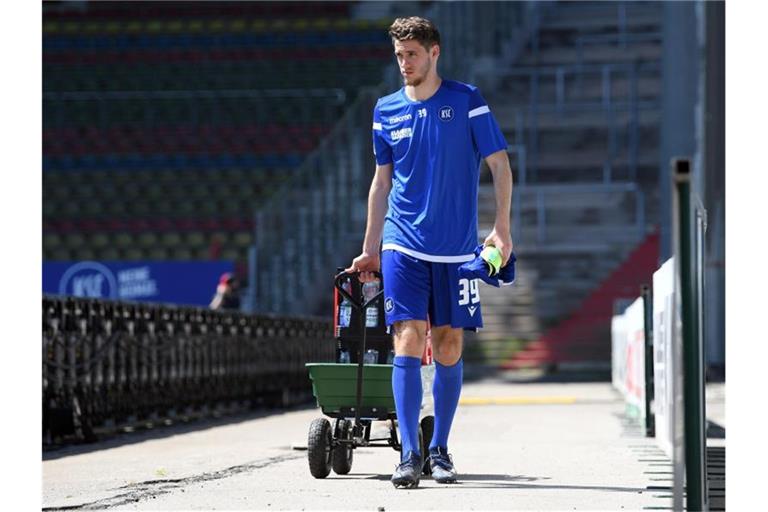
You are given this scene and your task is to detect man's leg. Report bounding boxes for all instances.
[429,325,464,452]
[391,319,427,461]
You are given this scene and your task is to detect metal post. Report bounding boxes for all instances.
[536,191,546,243]
[641,284,656,437]
[636,187,646,238]
[629,61,640,182]
[530,71,539,182]
[674,158,708,511]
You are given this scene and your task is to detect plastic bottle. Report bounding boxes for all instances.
[339,349,350,363]
[362,280,379,328]
[363,349,379,365]
[339,279,352,328]
[386,350,395,364]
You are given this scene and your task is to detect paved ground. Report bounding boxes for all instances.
[42,379,725,511]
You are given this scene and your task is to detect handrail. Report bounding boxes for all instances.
[509,182,646,245]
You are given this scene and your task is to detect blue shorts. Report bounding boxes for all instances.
[381,249,483,331]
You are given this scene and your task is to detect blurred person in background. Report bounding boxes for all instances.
[346,16,513,488]
[209,272,241,310]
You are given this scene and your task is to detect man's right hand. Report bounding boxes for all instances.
[344,251,380,283]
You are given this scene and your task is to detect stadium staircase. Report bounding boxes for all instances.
[501,231,659,370]
[472,0,663,370]
[42,1,393,272]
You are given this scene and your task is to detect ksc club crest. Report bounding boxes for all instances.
[58,261,118,299]
[439,105,454,122]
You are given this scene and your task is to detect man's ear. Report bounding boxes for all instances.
[431,44,440,59]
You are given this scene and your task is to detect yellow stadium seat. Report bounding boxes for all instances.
[146,20,164,33]
[122,248,144,261]
[62,22,80,34]
[105,21,121,33]
[167,20,184,33]
[229,19,246,32]
[311,18,331,30]
[188,20,204,32]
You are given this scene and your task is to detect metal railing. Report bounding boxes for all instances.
[43,296,334,443]
[487,60,661,183]
[509,182,646,246]
[246,87,382,314]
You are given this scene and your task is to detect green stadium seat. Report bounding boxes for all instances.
[193,246,211,260]
[184,231,206,248]
[44,233,62,248]
[221,248,241,262]
[137,232,159,248]
[65,233,86,249]
[114,232,135,248]
[122,248,144,261]
[160,232,182,248]
[233,232,253,248]
[91,233,110,249]
[99,247,120,261]
[148,247,169,260]
[171,247,192,260]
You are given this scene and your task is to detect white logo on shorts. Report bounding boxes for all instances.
[468,306,478,317]
[385,298,394,313]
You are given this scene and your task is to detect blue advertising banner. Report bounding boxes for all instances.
[43,261,235,307]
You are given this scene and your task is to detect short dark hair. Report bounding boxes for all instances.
[388,16,440,50]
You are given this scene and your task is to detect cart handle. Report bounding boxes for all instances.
[334,270,384,310]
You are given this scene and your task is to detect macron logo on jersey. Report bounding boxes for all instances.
[391,127,413,141]
[388,113,413,123]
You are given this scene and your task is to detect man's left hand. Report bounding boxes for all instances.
[483,227,514,267]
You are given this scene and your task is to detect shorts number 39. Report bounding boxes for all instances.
[458,278,479,306]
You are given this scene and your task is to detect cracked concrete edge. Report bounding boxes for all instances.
[42,453,306,511]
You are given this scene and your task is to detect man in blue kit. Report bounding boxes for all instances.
[345,16,514,488]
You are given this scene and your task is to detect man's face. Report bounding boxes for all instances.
[393,39,438,87]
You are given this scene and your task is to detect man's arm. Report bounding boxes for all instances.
[483,149,514,265]
[345,162,393,279]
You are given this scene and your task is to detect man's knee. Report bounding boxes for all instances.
[392,320,427,358]
[431,327,463,366]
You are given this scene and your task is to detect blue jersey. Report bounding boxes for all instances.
[372,79,507,263]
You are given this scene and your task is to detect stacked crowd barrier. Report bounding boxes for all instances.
[43,296,334,444]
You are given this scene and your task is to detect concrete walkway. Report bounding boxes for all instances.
[42,378,725,510]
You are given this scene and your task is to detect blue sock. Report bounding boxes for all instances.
[392,355,423,461]
[430,358,463,451]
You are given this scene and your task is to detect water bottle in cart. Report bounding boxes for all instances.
[362,280,380,328]
[338,278,352,328]
[363,349,379,365]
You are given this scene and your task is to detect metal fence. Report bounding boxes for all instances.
[43,296,334,444]
[486,61,661,184]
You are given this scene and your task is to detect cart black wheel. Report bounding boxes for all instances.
[331,419,354,475]
[420,415,434,475]
[308,418,333,478]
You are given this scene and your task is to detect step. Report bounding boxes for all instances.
[495,107,661,131]
[518,44,662,67]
